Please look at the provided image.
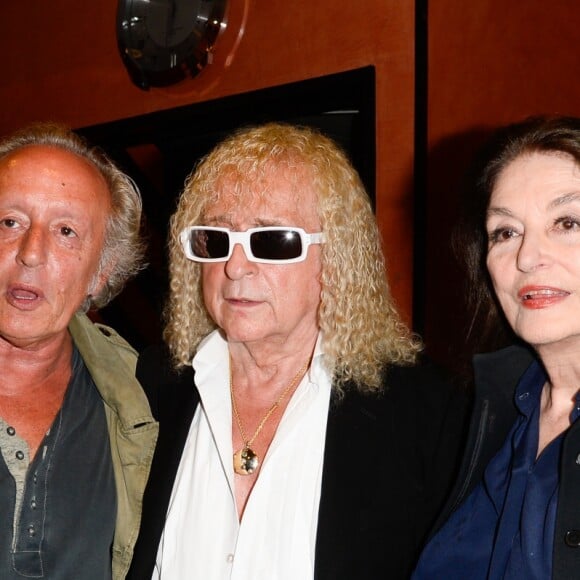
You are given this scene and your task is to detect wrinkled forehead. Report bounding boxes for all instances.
[203,160,319,217]
[0,144,112,207]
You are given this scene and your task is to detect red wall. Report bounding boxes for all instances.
[1,0,578,366]
[425,0,580,369]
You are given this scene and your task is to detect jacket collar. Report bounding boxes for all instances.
[473,343,536,401]
[68,312,156,430]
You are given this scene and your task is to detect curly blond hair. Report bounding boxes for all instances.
[0,122,145,310]
[165,123,421,391]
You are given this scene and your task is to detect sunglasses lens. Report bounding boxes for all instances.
[250,229,303,260]
[190,229,230,259]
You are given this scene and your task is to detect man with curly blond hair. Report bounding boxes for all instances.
[129,123,466,580]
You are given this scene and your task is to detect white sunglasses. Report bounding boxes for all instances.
[180,226,325,264]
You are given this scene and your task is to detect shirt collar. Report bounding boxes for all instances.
[514,358,580,423]
[192,330,328,401]
[514,360,546,418]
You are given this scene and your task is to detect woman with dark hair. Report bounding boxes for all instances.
[413,115,580,579]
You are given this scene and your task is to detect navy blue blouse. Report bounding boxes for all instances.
[413,361,580,580]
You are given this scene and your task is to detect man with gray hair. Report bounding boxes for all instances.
[0,123,158,579]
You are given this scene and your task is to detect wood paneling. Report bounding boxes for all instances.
[425,0,580,370]
[0,0,416,340]
[3,0,577,367]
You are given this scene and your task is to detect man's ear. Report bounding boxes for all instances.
[88,258,117,298]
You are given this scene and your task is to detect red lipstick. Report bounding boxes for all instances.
[517,285,569,309]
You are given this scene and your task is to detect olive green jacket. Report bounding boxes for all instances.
[69,312,159,580]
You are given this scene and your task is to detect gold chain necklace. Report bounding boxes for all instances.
[230,360,308,476]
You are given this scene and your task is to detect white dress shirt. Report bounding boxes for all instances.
[153,330,332,580]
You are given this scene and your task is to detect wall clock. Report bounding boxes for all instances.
[117,0,228,90]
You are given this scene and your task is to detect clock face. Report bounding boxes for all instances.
[117,0,228,89]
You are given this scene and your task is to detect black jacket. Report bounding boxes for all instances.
[431,344,580,579]
[127,346,467,580]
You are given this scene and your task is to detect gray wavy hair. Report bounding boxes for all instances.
[165,122,421,392]
[0,122,145,310]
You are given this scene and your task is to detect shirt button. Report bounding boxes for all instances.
[15,450,24,460]
[6,426,15,436]
[565,530,580,547]
[30,499,37,509]
[28,525,36,537]
[226,554,234,563]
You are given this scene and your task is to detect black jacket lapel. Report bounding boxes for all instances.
[127,348,199,579]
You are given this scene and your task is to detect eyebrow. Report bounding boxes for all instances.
[486,206,513,218]
[203,215,289,227]
[548,191,580,209]
[203,215,231,226]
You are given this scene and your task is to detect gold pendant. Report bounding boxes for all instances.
[233,446,259,475]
